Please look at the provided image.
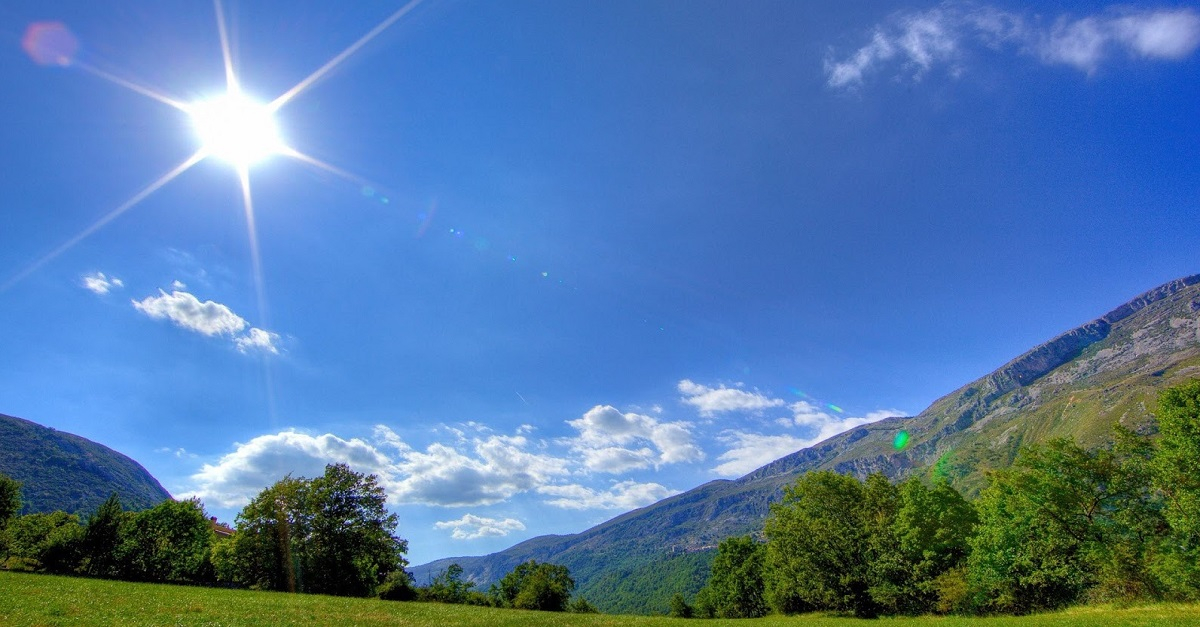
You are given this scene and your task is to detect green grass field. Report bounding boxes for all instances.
[3,571,1199,626]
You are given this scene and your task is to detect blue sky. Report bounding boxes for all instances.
[1,0,1197,566]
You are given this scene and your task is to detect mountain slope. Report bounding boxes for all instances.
[412,274,1200,614]
[0,413,173,516]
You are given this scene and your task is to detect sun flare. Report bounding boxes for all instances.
[188,91,284,168]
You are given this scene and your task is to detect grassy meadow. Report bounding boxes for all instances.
[3,571,1200,627]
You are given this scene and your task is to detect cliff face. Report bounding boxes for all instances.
[412,274,1200,613]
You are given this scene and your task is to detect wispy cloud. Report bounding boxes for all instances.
[826,4,1200,89]
[81,271,123,295]
[132,287,279,354]
[538,480,676,511]
[435,514,526,540]
[712,403,902,476]
[565,405,703,473]
[677,380,785,416]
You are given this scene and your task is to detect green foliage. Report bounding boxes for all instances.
[0,414,172,516]
[575,548,713,615]
[967,433,1162,613]
[225,464,407,597]
[1,511,84,573]
[764,470,874,616]
[1152,379,1200,599]
[81,493,126,578]
[116,498,215,584]
[0,473,21,528]
[420,563,476,604]
[668,592,693,618]
[695,535,768,618]
[491,560,575,612]
[378,570,418,601]
[888,478,979,613]
[567,597,598,613]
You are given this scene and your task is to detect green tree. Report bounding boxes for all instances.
[227,464,407,597]
[225,475,306,591]
[2,511,84,573]
[0,474,21,528]
[491,560,575,611]
[81,493,127,578]
[967,435,1159,613]
[695,535,768,618]
[764,470,874,616]
[117,498,215,583]
[1153,379,1200,599]
[422,563,475,603]
[668,592,693,618]
[889,478,978,613]
[297,463,407,596]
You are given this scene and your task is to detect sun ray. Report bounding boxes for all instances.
[75,61,188,111]
[213,0,238,91]
[269,0,425,112]
[1,150,206,293]
[282,147,379,190]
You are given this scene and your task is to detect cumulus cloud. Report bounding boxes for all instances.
[713,403,903,476]
[538,480,677,510]
[826,4,1200,88]
[434,514,526,540]
[186,430,394,508]
[389,435,571,506]
[186,425,576,509]
[81,272,123,295]
[566,405,703,473]
[677,380,785,416]
[132,287,279,354]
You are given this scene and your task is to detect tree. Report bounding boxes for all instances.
[422,563,475,604]
[695,535,768,618]
[2,511,84,573]
[966,434,1159,613]
[0,474,21,528]
[491,560,575,611]
[117,498,215,583]
[81,493,127,578]
[668,592,693,618]
[227,464,408,597]
[1153,379,1200,599]
[764,470,874,616]
[889,478,978,613]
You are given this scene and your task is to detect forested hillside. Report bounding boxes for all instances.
[0,413,171,515]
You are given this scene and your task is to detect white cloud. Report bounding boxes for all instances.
[712,404,903,477]
[538,480,677,511]
[133,289,247,336]
[827,4,1200,88]
[434,514,526,540]
[132,287,280,354]
[81,272,123,295]
[234,327,280,354]
[185,430,394,508]
[566,405,703,473]
[390,435,571,506]
[677,380,785,416]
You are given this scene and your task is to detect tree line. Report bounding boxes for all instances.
[672,379,1200,618]
[0,462,593,612]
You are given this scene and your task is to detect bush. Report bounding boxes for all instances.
[378,570,418,601]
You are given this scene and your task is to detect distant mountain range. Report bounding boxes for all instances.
[412,274,1200,614]
[0,413,172,516]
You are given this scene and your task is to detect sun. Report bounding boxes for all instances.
[188,90,284,168]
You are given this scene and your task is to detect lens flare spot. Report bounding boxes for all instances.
[827,404,844,413]
[23,22,79,66]
[893,430,910,450]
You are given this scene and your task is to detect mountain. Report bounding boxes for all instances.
[411,274,1200,614]
[0,413,173,516]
